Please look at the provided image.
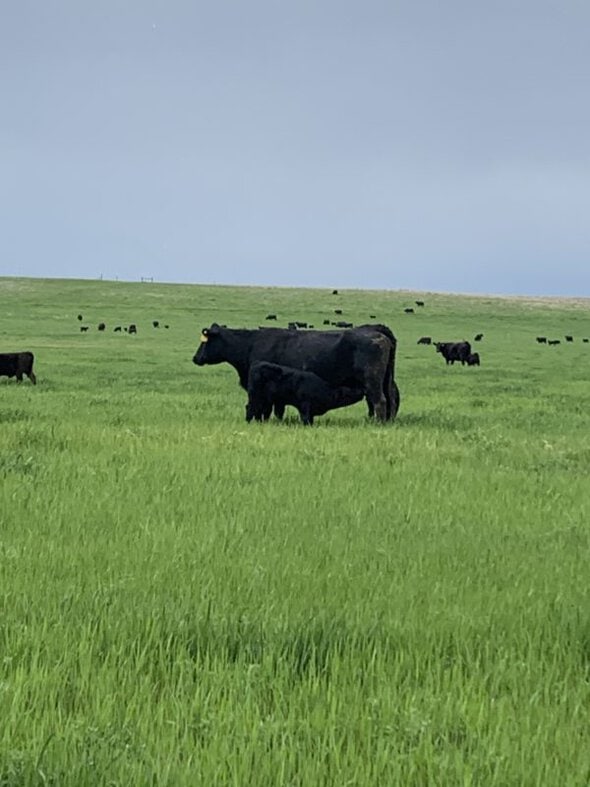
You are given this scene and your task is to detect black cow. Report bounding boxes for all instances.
[332,290,339,295]
[583,338,589,343]
[98,323,106,331]
[294,321,308,328]
[193,323,400,421]
[114,326,122,332]
[369,314,377,319]
[404,308,414,314]
[467,352,480,366]
[265,314,277,321]
[435,341,471,365]
[288,322,297,330]
[334,309,343,315]
[77,314,83,321]
[333,321,353,328]
[128,324,137,334]
[323,319,331,325]
[565,335,573,342]
[474,333,484,341]
[417,336,432,345]
[80,326,89,333]
[0,352,37,384]
[164,325,170,329]
[153,321,160,328]
[415,300,425,307]
[246,362,364,425]
[548,339,560,345]
[536,336,547,344]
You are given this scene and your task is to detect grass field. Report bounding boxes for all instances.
[1,276,589,785]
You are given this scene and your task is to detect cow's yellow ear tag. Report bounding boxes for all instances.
[200,333,208,343]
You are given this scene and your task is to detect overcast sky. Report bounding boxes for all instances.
[2,1,589,296]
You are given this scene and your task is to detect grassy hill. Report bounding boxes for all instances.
[1,276,589,785]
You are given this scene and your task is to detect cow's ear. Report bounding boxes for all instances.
[209,323,221,334]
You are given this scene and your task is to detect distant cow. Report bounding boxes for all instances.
[333,321,353,328]
[548,339,560,345]
[536,337,547,344]
[404,308,414,314]
[435,341,471,365]
[164,325,170,329]
[417,336,432,345]
[474,333,484,341]
[114,326,122,332]
[98,322,106,331]
[0,352,37,384]
[332,290,339,295]
[583,338,589,343]
[265,314,277,321]
[294,321,308,328]
[153,321,160,328]
[415,300,425,307]
[334,309,343,315]
[80,326,89,333]
[323,319,331,325]
[369,314,377,319]
[77,314,83,321]
[467,352,480,366]
[565,335,573,342]
[128,324,137,334]
[246,362,364,426]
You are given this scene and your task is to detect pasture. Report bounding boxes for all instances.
[1,276,589,785]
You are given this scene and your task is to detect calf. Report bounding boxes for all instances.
[415,300,425,307]
[474,333,484,341]
[0,352,37,384]
[417,336,432,345]
[435,341,471,365]
[246,361,364,426]
[265,314,277,321]
[80,326,89,332]
[467,352,480,366]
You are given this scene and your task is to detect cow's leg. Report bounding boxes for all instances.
[299,402,313,425]
[366,397,374,418]
[273,402,285,420]
[365,377,388,422]
[16,373,23,382]
[28,371,37,385]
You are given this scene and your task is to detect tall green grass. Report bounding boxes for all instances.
[1,277,590,785]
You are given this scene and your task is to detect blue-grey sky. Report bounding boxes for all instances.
[2,1,589,296]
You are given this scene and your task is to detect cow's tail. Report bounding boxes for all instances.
[372,324,399,420]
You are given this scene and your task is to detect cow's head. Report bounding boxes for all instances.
[193,323,224,365]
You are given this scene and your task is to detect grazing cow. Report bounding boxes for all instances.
[369,314,377,319]
[294,321,308,328]
[128,324,137,334]
[334,309,343,315]
[332,290,339,295]
[467,352,480,366]
[246,362,364,425]
[153,321,160,328]
[536,336,547,344]
[164,325,170,329]
[98,322,106,331]
[435,341,471,365]
[333,321,353,328]
[77,314,83,321]
[417,336,432,345]
[323,319,331,325]
[80,326,89,333]
[415,300,425,307]
[565,335,573,342]
[193,323,400,421]
[114,326,122,332]
[265,314,277,321]
[583,338,589,343]
[287,322,298,330]
[0,352,37,384]
[404,308,414,314]
[474,333,484,341]
[548,339,560,345]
